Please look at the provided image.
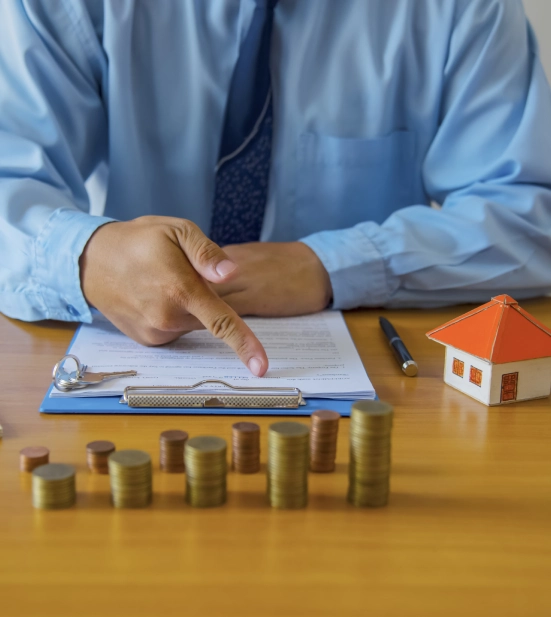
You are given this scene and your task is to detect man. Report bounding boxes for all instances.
[1,0,550,377]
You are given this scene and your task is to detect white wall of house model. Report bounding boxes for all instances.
[443,347,551,406]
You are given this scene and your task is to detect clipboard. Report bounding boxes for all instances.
[39,317,371,416]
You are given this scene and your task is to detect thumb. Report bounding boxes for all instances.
[175,220,238,283]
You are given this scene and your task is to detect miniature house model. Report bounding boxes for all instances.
[426,295,551,406]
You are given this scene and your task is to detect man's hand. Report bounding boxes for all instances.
[212,242,333,317]
[79,216,268,376]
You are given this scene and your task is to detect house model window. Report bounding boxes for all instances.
[452,358,464,377]
[469,366,483,387]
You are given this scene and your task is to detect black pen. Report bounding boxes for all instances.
[379,317,418,377]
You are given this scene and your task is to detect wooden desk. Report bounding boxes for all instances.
[1,301,551,617]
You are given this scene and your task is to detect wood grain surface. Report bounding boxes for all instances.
[1,301,551,617]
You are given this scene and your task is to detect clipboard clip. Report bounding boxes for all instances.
[120,380,306,409]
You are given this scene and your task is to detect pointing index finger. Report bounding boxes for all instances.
[186,288,268,377]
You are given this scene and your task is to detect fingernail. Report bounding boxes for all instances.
[248,357,263,376]
[215,259,237,278]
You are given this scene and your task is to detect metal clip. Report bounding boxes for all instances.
[121,380,305,409]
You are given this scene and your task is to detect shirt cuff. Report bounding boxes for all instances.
[300,224,393,310]
[34,208,114,322]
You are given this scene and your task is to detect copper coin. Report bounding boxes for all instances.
[232,424,260,474]
[160,430,188,443]
[86,440,116,454]
[20,446,49,459]
[233,422,260,433]
[312,410,340,422]
[20,446,50,472]
[310,411,339,474]
[233,432,259,440]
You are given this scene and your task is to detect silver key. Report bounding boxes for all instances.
[53,354,137,392]
[77,370,138,386]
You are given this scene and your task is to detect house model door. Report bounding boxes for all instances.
[501,372,518,403]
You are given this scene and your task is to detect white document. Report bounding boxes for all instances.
[51,311,375,400]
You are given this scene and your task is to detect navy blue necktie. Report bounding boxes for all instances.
[210,0,279,246]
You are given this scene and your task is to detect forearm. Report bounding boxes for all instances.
[0,192,113,322]
[303,184,551,310]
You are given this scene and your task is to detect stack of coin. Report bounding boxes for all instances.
[310,410,340,472]
[232,422,260,473]
[267,422,310,509]
[108,450,152,508]
[32,463,76,509]
[20,446,50,472]
[185,436,227,508]
[348,400,393,508]
[160,430,188,473]
[86,440,115,474]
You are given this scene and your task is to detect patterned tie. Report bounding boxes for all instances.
[210,0,279,246]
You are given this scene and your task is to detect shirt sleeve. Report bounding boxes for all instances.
[0,0,113,323]
[301,0,551,309]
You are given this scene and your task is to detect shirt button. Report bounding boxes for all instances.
[67,304,80,317]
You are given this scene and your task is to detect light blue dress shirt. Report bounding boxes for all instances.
[1,0,551,324]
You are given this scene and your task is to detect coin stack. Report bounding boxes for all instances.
[185,436,227,508]
[32,463,76,509]
[310,410,340,472]
[86,440,115,474]
[267,422,310,509]
[348,400,393,508]
[20,446,50,472]
[108,450,152,508]
[232,422,260,473]
[159,430,188,473]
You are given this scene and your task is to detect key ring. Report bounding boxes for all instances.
[52,354,87,392]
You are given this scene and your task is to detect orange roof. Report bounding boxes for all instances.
[426,295,551,363]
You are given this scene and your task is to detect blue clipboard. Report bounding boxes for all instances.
[40,322,360,416]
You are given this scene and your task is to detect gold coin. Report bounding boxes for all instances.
[185,436,227,508]
[269,422,310,438]
[32,464,76,510]
[348,400,393,508]
[267,422,309,509]
[108,450,152,509]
